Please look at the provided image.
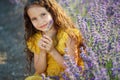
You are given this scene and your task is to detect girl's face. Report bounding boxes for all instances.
[27,6,53,32]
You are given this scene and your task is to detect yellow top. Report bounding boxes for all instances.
[27,28,84,77]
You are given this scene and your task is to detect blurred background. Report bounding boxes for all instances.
[0,0,27,80]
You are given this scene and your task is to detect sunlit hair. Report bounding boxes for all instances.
[24,0,84,73]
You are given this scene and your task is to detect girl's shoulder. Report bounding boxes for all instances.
[27,32,42,54]
[66,28,81,35]
[57,28,81,38]
[27,32,42,44]
[56,28,82,54]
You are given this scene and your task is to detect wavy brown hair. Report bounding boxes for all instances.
[24,0,85,73]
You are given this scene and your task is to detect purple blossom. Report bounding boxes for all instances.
[63,54,83,79]
[61,0,120,79]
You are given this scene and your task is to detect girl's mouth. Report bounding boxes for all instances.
[39,23,48,28]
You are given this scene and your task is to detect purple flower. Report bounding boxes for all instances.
[106,6,114,17]
[61,0,120,79]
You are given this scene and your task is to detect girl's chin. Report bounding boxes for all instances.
[41,27,50,32]
[43,26,52,32]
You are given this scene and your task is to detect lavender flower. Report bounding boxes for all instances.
[63,53,83,80]
[60,0,120,79]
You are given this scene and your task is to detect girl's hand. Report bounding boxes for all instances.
[65,34,78,57]
[38,35,54,52]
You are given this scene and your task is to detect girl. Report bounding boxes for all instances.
[24,0,85,79]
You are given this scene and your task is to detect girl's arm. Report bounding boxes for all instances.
[49,48,66,69]
[39,35,77,69]
[34,50,47,74]
[49,36,77,69]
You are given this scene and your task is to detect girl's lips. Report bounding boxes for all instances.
[39,23,48,28]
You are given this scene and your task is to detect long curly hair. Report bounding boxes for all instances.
[24,0,85,73]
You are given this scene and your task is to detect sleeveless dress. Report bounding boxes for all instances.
[25,28,84,80]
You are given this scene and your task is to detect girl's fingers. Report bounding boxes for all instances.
[66,36,71,46]
[41,38,49,44]
[38,42,50,50]
[40,45,46,49]
[41,43,51,51]
[38,36,53,51]
[66,36,77,50]
[38,35,54,51]
[41,35,52,44]
[42,42,50,48]
[69,36,77,45]
[43,35,52,42]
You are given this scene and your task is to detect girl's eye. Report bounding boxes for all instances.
[41,13,46,17]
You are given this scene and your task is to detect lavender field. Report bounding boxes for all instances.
[0,0,120,80]
[60,0,120,80]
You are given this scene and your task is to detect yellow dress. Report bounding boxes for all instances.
[25,28,84,80]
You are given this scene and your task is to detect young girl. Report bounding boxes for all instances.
[24,0,85,80]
